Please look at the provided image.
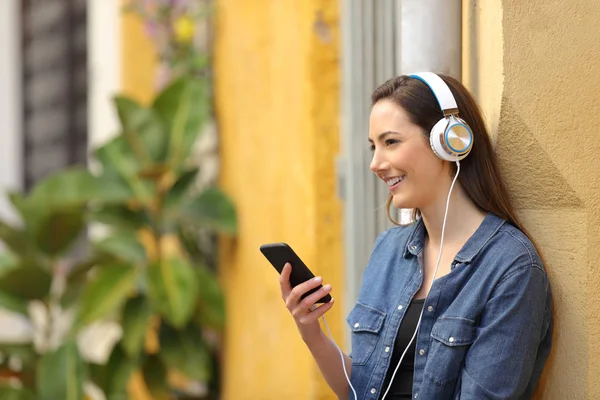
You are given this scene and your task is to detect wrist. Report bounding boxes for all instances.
[297,322,324,344]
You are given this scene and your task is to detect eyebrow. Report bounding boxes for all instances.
[368,131,400,143]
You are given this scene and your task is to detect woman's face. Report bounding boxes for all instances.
[368,99,447,210]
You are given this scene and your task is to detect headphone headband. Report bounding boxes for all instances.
[407,71,473,161]
[408,72,458,116]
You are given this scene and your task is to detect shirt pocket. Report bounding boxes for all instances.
[346,302,386,366]
[424,316,476,386]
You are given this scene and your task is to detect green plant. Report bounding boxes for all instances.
[86,75,235,399]
[0,76,236,399]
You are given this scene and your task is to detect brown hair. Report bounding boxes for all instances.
[372,74,554,397]
[373,74,523,232]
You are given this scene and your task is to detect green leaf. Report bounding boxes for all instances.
[35,209,85,257]
[36,340,84,400]
[103,344,137,398]
[0,253,19,278]
[73,264,139,332]
[61,255,113,309]
[114,96,168,163]
[95,232,147,265]
[141,354,168,397]
[8,192,29,219]
[121,296,152,358]
[164,168,199,210]
[0,220,31,255]
[159,323,211,382]
[61,283,85,310]
[0,385,35,400]
[195,265,226,330]
[0,264,52,300]
[66,255,108,285]
[93,172,136,204]
[95,136,154,204]
[181,187,237,234]
[12,171,99,250]
[147,256,198,328]
[0,290,28,315]
[152,78,209,169]
[7,192,44,235]
[86,362,107,391]
[87,204,149,231]
[28,168,100,209]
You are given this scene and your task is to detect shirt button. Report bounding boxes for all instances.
[397,305,403,311]
[411,245,417,250]
[371,388,377,394]
[385,346,390,353]
[354,322,360,328]
[449,337,455,343]
[427,306,434,312]
[414,393,419,399]
[419,349,425,356]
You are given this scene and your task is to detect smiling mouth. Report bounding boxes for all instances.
[385,176,405,190]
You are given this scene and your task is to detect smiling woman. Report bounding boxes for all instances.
[276,72,553,400]
[368,102,448,212]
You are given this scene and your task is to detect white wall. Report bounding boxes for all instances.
[82,0,123,367]
[88,0,121,152]
[0,0,23,223]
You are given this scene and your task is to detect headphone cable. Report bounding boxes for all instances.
[320,160,460,400]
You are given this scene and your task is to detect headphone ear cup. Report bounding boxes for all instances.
[429,118,458,162]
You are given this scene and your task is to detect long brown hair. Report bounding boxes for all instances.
[372,74,554,397]
[373,74,525,235]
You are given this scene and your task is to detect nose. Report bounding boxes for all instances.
[369,149,389,174]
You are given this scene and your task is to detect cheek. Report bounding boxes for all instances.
[407,157,445,191]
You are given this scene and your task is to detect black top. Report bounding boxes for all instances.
[379,298,425,399]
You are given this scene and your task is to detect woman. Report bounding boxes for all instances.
[278,73,553,399]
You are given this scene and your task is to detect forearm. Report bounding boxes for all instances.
[303,329,352,399]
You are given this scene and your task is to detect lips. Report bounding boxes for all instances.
[385,176,405,187]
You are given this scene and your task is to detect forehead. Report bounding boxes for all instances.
[369,100,414,136]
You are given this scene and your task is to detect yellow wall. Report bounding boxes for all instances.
[121,5,157,105]
[463,0,600,398]
[121,0,600,398]
[214,0,343,399]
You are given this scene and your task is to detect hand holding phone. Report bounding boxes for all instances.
[260,242,332,303]
[260,243,335,337]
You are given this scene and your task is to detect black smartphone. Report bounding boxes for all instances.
[260,242,332,304]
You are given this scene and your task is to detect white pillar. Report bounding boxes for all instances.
[88,0,121,153]
[397,0,462,78]
[0,0,23,224]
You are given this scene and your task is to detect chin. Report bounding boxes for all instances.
[391,195,414,210]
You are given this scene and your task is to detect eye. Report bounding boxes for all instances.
[385,139,399,146]
[369,143,375,152]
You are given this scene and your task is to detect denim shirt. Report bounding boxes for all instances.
[347,212,553,400]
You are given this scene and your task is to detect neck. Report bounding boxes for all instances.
[420,182,487,248]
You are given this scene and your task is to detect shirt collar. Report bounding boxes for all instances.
[403,217,425,258]
[404,212,506,263]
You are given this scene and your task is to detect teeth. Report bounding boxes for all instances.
[386,176,404,186]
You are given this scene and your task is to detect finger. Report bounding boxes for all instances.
[299,298,335,324]
[279,263,293,299]
[299,284,333,310]
[288,275,324,304]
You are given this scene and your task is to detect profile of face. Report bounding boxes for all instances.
[368,99,449,211]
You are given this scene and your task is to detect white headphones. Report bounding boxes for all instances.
[408,72,473,161]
